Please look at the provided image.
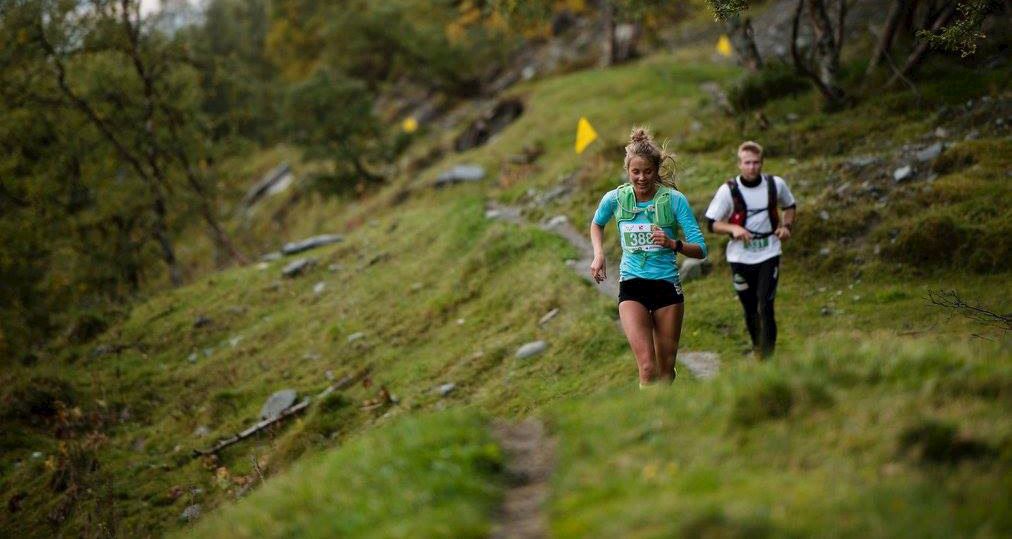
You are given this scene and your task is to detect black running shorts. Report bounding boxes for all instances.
[618,278,685,312]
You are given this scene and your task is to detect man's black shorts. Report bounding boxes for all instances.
[618,278,685,312]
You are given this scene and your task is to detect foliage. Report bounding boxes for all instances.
[917,0,1001,57]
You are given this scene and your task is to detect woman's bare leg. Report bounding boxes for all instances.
[619,300,659,384]
[652,303,684,384]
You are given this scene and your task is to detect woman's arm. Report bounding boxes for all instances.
[589,222,607,283]
[675,193,708,259]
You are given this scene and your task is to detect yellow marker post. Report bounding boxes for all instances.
[575,117,598,154]
[716,35,733,57]
[402,117,419,134]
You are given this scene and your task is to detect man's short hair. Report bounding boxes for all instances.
[737,141,763,159]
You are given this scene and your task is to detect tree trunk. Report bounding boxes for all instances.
[599,1,616,67]
[867,0,906,75]
[727,14,764,72]
[887,2,957,87]
[789,0,846,105]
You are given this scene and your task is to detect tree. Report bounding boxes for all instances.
[708,0,847,107]
[283,68,386,188]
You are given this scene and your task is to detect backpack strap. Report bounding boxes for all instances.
[727,178,746,227]
[764,174,780,230]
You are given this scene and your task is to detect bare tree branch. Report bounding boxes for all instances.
[927,289,1011,332]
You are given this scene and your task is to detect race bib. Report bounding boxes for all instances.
[744,236,770,252]
[620,223,661,252]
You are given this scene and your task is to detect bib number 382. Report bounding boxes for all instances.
[620,223,660,252]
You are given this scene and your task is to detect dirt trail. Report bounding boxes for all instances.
[490,418,556,539]
[486,201,720,379]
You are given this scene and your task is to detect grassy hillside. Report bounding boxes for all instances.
[2,44,1009,538]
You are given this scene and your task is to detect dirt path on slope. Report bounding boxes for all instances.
[490,418,556,539]
[485,201,720,380]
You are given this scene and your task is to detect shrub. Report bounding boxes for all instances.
[731,376,794,427]
[726,63,809,112]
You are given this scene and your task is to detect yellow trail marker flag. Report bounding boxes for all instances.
[716,35,733,57]
[402,117,419,134]
[575,117,598,154]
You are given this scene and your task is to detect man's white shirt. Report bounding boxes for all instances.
[705,175,796,265]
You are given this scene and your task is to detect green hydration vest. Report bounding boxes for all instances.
[615,183,677,268]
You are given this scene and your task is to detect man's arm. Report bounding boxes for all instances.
[775,207,796,240]
[710,219,753,241]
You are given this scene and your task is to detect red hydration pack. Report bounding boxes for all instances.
[727,174,779,233]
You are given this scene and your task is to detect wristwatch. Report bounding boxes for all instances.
[673,239,683,253]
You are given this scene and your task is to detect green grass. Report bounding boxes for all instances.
[2,42,1010,538]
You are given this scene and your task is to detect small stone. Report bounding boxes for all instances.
[31,451,43,459]
[874,244,882,255]
[785,112,799,122]
[915,142,943,163]
[313,282,327,295]
[203,348,213,358]
[819,210,830,221]
[193,426,210,438]
[564,259,578,267]
[819,247,831,256]
[410,282,423,292]
[821,307,832,316]
[180,504,201,523]
[484,209,502,219]
[260,252,282,262]
[281,234,343,256]
[997,118,1006,127]
[521,65,536,80]
[438,383,456,397]
[893,165,914,182]
[193,315,212,329]
[690,120,703,132]
[328,264,341,273]
[679,257,713,283]
[325,370,335,381]
[852,295,861,301]
[965,129,980,141]
[256,262,270,270]
[434,164,485,187]
[538,308,560,325]
[515,341,548,359]
[934,127,949,138]
[259,389,298,421]
[347,332,365,343]
[228,335,243,348]
[302,352,320,361]
[282,258,316,278]
[187,352,198,364]
[456,318,465,325]
[544,215,568,228]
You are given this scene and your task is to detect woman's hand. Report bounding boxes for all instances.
[651,227,672,249]
[590,255,607,283]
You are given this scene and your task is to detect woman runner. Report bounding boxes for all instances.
[589,128,708,387]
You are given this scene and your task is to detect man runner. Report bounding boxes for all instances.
[705,141,796,358]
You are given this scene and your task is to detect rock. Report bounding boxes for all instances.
[521,65,536,80]
[915,142,944,163]
[435,164,486,187]
[282,258,316,278]
[821,306,832,316]
[538,308,560,326]
[180,504,201,523]
[327,264,341,273]
[515,341,548,359]
[453,99,524,152]
[819,247,831,256]
[934,127,949,138]
[281,234,343,255]
[613,23,641,63]
[228,335,243,348]
[193,315,212,329]
[260,251,282,262]
[192,426,210,438]
[679,257,712,283]
[410,282,423,292]
[313,282,327,295]
[243,163,293,208]
[846,155,880,168]
[690,120,703,132]
[347,332,365,343]
[437,383,456,397]
[965,129,980,141]
[785,112,800,122]
[819,210,830,221]
[456,318,465,325]
[259,389,298,421]
[324,370,335,381]
[187,352,198,364]
[484,209,502,219]
[544,215,568,228]
[31,451,43,459]
[893,165,915,183]
[678,351,720,380]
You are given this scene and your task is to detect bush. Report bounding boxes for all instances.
[2,376,77,423]
[726,63,810,112]
[899,419,993,464]
[731,375,794,427]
